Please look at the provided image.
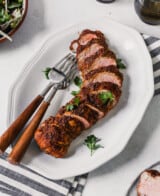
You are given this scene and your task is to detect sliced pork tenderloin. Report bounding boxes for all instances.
[70,29,106,53]
[35,29,123,158]
[89,51,117,70]
[137,170,160,196]
[83,66,123,87]
[84,82,121,114]
[77,40,108,71]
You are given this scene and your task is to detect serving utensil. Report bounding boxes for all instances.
[0,53,76,155]
[7,65,77,164]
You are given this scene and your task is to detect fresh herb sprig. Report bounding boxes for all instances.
[84,135,104,156]
[74,76,82,87]
[98,91,114,104]
[117,58,126,69]
[66,104,74,111]
[71,76,82,96]
[71,90,80,96]
[66,97,80,111]
[43,67,52,80]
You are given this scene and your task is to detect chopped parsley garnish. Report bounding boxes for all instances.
[71,90,80,96]
[98,91,114,104]
[117,58,126,69]
[74,76,82,87]
[43,67,52,80]
[73,97,80,106]
[84,135,104,156]
[66,104,74,111]
[66,97,80,111]
[71,76,82,96]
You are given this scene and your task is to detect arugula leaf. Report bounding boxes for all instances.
[71,90,80,96]
[43,67,52,80]
[8,3,22,9]
[84,135,104,156]
[98,91,114,104]
[74,76,82,87]
[0,8,11,24]
[117,58,126,69]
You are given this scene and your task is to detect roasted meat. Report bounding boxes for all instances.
[34,29,123,158]
[77,40,108,72]
[83,66,123,87]
[70,29,106,53]
[137,170,160,196]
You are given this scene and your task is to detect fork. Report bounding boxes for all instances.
[0,53,76,154]
[7,67,77,164]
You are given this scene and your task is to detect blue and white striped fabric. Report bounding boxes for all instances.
[0,35,160,196]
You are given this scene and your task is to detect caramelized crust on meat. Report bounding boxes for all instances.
[34,29,123,158]
[77,40,108,71]
[81,82,121,98]
[83,66,123,87]
[88,51,117,71]
[85,66,122,80]
[70,29,106,53]
[35,116,86,157]
[85,82,121,114]
[55,116,85,139]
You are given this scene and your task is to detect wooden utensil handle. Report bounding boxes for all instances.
[0,95,43,154]
[8,101,49,165]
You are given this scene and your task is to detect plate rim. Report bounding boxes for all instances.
[7,18,154,179]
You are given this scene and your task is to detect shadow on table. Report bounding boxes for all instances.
[90,95,160,177]
[0,0,45,51]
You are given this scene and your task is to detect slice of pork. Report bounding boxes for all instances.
[70,29,106,53]
[83,66,123,88]
[137,170,160,196]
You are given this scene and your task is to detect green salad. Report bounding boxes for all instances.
[0,0,24,41]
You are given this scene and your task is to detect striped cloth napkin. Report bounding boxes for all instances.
[143,34,160,95]
[0,153,87,196]
[0,34,160,196]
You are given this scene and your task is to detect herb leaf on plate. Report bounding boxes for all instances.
[98,91,114,104]
[66,103,74,111]
[66,97,80,111]
[73,97,80,106]
[74,76,82,87]
[71,90,80,96]
[84,135,104,156]
[117,58,126,69]
[43,67,52,80]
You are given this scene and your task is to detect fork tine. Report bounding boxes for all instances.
[63,58,76,77]
[58,54,76,72]
[62,67,77,89]
[69,68,77,81]
[61,56,76,74]
[54,53,72,70]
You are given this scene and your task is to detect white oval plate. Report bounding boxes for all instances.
[7,18,154,179]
